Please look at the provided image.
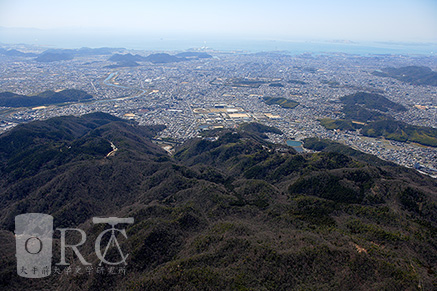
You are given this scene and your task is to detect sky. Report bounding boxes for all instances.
[0,0,436,43]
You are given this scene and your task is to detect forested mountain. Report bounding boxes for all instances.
[373,66,437,86]
[0,113,435,290]
[340,92,406,113]
[35,52,74,62]
[0,89,93,107]
[107,52,211,66]
[0,48,37,57]
[320,92,437,147]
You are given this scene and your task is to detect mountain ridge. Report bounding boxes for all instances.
[0,113,435,290]
[0,89,93,107]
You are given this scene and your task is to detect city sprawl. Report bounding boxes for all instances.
[0,48,436,176]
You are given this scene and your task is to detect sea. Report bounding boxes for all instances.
[124,39,437,56]
[122,39,437,55]
[1,29,436,55]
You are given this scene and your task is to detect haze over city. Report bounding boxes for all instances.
[1,0,436,49]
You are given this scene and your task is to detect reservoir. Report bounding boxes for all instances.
[286,140,303,152]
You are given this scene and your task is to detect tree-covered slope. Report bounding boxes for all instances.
[373,66,437,86]
[362,119,437,147]
[320,92,437,147]
[0,114,435,290]
[0,89,93,107]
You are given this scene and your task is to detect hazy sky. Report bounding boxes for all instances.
[1,0,436,42]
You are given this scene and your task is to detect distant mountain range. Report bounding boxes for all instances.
[0,89,92,107]
[106,52,212,67]
[105,53,143,68]
[175,52,213,59]
[0,113,435,289]
[34,52,74,62]
[0,48,37,57]
[144,53,187,63]
[35,47,124,62]
[0,47,123,62]
[0,47,213,64]
[107,53,142,62]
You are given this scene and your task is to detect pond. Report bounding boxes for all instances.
[286,140,303,152]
